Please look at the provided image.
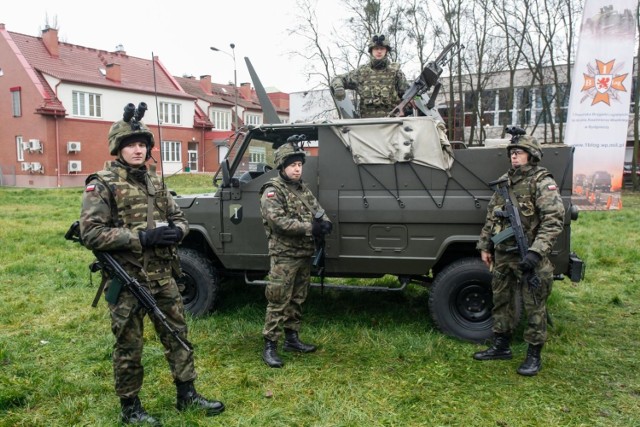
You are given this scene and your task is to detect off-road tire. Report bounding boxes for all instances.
[177,248,219,316]
[429,258,518,343]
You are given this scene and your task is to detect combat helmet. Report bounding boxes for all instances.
[368,34,392,53]
[508,134,543,162]
[274,138,306,170]
[108,102,155,157]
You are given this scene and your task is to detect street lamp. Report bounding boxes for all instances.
[210,43,238,131]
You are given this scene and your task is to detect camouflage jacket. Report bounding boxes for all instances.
[331,57,409,118]
[477,164,565,258]
[79,160,188,284]
[259,174,328,257]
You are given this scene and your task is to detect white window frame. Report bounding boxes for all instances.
[211,109,231,130]
[161,141,182,163]
[16,135,24,161]
[11,88,21,117]
[245,112,262,126]
[72,91,102,118]
[249,146,266,166]
[159,102,182,125]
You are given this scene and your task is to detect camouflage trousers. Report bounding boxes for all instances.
[263,256,311,342]
[107,277,195,398]
[491,252,554,345]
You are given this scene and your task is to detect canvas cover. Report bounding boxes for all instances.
[329,116,454,170]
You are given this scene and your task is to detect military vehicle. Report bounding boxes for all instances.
[173,59,584,343]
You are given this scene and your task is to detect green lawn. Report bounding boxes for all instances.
[0,176,638,426]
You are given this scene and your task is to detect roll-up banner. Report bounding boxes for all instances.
[565,1,637,210]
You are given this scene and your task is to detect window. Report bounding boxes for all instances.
[211,109,231,130]
[10,87,21,117]
[497,89,512,126]
[516,88,532,125]
[72,91,102,118]
[249,146,266,165]
[16,136,24,161]
[556,84,570,123]
[159,102,181,125]
[245,113,262,126]
[161,141,182,163]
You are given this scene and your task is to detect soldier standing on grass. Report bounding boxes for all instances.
[79,107,224,424]
[259,140,332,368]
[330,34,409,118]
[474,134,564,376]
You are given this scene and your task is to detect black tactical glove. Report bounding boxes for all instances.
[320,220,333,235]
[518,251,541,272]
[312,221,323,239]
[139,226,182,247]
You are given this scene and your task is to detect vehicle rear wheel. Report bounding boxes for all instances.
[429,258,498,343]
[177,248,219,316]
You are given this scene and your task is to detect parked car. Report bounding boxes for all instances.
[589,170,612,192]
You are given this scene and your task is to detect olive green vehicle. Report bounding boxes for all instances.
[173,61,584,343]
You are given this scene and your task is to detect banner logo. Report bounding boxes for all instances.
[581,59,628,105]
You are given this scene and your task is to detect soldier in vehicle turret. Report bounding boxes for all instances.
[331,34,409,118]
[79,104,224,424]
[259,140,332,368]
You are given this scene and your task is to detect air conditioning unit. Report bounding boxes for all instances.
[20,162,31,171]
[30,162,44,174]
[67,141,81,153]
[68,160,82,173]
[28,139,43,153]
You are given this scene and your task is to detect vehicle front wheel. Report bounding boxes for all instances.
[177,248,219,316]
[429,258,502,343]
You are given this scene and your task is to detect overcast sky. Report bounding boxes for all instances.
[1,0,344,93]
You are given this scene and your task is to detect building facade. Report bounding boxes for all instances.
[0,24,289,188]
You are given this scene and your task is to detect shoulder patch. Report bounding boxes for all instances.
[85,184,96,192]
[547,184,557,191]
[266,190,276,198]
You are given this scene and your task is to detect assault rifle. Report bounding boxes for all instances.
[65,221,192,352]
[311,210,326,288]
[488,179,541,303]
[388,42,464,117]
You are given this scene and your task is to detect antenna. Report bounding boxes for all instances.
[151,52,166,190]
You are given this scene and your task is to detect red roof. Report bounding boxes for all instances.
[8,29,191,99]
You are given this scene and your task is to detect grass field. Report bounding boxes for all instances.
[0,175,639,426]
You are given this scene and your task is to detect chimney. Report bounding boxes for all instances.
[239,82,252,100]
[200,75,212,93]
[42,27,59,58]
[106,63,121,83]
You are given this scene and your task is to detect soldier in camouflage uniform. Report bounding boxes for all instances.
[80,107,224,424]
[331,34,409,118]
[474,134,565,376]
[259,141,332,368]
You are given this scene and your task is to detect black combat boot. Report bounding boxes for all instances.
[262,338,284,368]
[473,333,513,360]
[176,380,225,416]
[517,344,543,376]
[120,396,161,426]
[283,329,317,353]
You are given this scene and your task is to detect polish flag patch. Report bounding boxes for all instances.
[547,184,557,191]
[266,191,276,198]
[85,184,96,192]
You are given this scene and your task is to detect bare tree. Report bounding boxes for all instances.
[488,0,529,136]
